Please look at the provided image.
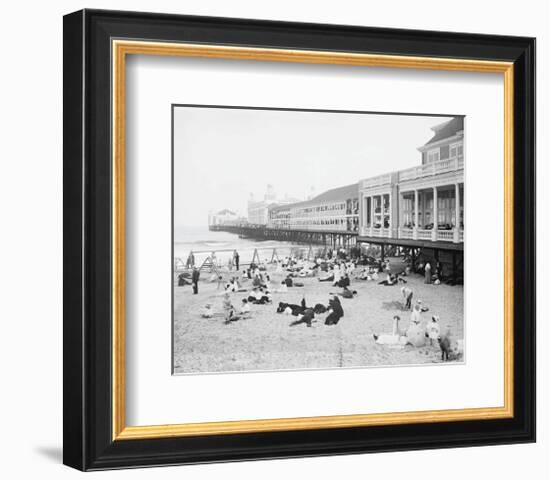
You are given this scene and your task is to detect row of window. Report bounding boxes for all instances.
[425,142,464,164]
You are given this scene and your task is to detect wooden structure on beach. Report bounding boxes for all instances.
[208,224,357,249]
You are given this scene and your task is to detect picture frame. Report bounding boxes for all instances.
[63,8,535,471]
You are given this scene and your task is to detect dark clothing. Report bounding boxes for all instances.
[325,297,344,325]
[405,292,413,310]
[192,269,200,294]
[290,308,315,327]
[340,289,354,299]
[337,276,350,288]
[284,277,293,287]
[235,253,240,271]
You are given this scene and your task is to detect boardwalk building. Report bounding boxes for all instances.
[247,184,300,225]
[359,117,464,247]
[268,183,359,232]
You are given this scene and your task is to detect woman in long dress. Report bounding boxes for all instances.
[424,261,432,284]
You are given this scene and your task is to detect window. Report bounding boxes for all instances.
[427,149,440,163]
[450,142,464,158]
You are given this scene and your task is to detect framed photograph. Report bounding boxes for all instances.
[63,9,535,471]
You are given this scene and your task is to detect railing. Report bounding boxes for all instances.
[361,173,392,189]
[417,229,432,240]
[398,155,464,182]
[436,230,454,242]
[399,228,413,239]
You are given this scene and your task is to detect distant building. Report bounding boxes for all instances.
[247,184,300,225]
[208,208,239,226]
[358,116,464,243]
[268,183,359,232]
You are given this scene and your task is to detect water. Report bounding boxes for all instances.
[174,225,318,267]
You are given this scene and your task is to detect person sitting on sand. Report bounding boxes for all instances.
[239,298,252,318]
[200,304,215,318]
[358,268,371,281]
[416,299,429,312]
[275,281,288,293]
[318,269,335,282]
[332,269,341,286]
[289,308,315,327]
[222,293,234,323]
[284,275,293,287]
[325,295,344,325]
[378,272,397,286]
[337,287,357,299]
[337,274,351,289]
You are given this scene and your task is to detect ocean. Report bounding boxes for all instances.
[174,225,316,267]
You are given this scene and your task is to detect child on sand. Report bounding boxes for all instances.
[426,315,441,346]
[222,293,234,322]
[239,298,251,318]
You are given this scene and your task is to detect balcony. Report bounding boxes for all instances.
[361,173,392,189]
[398,155,464,182]
[417,229,432,240]
[399,228,413,239]
[436,230,455,242]
[361,227,391,238]
[397,227,463,243]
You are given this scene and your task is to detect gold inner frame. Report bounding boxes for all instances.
[112,39,514,441]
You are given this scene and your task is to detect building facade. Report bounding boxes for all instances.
[247,184,301,225]
[208,208,241,226]
[359,117,464,244]
[267,183,359,232]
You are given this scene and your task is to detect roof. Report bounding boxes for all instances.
[269,183,358,212]
[423,117,464,147]
[216,209,236,215]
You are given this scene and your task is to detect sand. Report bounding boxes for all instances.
[173,258,464,374]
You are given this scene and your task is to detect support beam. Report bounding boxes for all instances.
[413,189,419,240]
[432,186,438,241]
[454,183,461,243]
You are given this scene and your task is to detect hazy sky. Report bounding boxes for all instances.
[173,106,453,228]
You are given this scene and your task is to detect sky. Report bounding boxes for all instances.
[173,106,454,228]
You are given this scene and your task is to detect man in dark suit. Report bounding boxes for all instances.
[234,251,240,271]
[192,267,200,294]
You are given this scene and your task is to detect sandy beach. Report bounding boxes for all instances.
[173,258,464,374]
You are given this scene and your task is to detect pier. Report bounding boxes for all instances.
[208,224,358,249]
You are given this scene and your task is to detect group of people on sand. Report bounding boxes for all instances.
[418,260,444,285]
[278,294,345,327]
[371,281,462,361]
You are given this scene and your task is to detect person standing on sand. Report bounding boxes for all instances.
[234,251,240,271]
[424,261,432,284]
[192,267,200,294]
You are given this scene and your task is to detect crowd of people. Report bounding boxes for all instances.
[184,247,461,360]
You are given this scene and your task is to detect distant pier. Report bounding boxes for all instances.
[208,224,358,249]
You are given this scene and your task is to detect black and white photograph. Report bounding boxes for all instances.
[172,106,465,374]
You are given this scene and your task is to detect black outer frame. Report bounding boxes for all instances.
[63,9,535,471]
